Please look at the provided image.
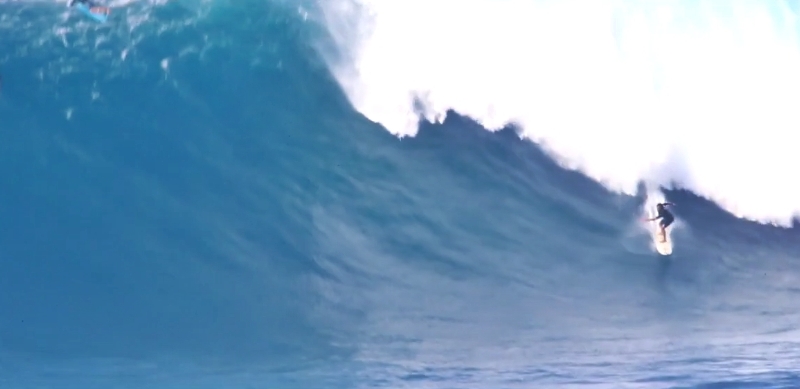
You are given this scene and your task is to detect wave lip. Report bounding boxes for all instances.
[317,0,800,226]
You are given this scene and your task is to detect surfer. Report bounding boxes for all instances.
[68,0,110,15]
[644,202,675,243]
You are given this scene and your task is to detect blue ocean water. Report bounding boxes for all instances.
[2,1,800,388]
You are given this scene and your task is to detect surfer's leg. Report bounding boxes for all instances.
[658,220,668,242]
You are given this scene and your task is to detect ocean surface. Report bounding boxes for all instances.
[2,1,800,388]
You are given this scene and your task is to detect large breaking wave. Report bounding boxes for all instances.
[316,0,800,225]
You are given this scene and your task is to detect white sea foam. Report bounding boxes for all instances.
[317,0,800,226]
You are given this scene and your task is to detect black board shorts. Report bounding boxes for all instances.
[660,215,674,228]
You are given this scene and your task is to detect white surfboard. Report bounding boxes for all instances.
[647,207,673,255]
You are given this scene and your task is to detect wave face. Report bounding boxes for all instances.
[2,1,800,388]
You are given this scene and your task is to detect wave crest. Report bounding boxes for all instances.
[317,0,800,226]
